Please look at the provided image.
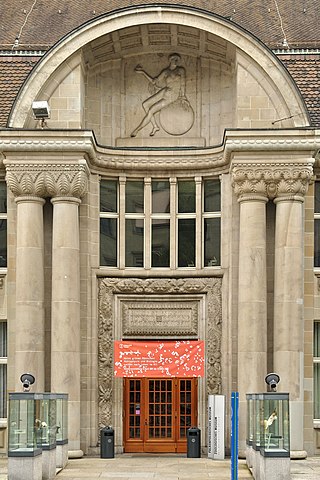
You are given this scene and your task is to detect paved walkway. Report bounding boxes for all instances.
[0,454,320,479]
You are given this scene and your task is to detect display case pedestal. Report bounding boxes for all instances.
[56,443,68,469]
[8,453,42,480]
[42,448,56,480]
[259,454,290,480]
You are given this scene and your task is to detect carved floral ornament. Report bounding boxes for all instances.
[4,162,89,199]
[231,162,314,201]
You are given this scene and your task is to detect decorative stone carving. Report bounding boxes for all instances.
[121,298,199,338]
[130,53,194,138]
[231,162,314,201]
[98,277,222,429]
[5,161,89,199]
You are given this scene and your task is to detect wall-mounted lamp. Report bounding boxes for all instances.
[32,100,50,128]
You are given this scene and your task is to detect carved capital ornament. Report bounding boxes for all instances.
[5,161,89,200]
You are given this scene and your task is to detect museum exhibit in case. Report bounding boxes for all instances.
[258,393,290,457]
[39,393,57,450]
[8,392,43,456]
[246,394,254,446]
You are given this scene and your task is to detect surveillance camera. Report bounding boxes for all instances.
[265,373,280,392]
[20,373,35,392]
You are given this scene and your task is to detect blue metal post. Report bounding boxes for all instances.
[231,392,239,480]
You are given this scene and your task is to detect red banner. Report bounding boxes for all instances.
[114,340,204,378]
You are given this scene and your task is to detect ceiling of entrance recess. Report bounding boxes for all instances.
[85,24,229,65]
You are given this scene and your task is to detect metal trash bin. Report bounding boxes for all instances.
[187,427,201,458]
[100,426,114,458]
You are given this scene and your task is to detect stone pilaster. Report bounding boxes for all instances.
[5,168,46,391]
[231,164,268,453]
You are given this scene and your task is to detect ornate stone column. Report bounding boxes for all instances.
[231,162,268,452]
[273,162,313,456]
[49,161,89,457]
[5,166,46,391]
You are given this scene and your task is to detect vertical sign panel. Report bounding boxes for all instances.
[208,395,225,460]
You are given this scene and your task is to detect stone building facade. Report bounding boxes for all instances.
[0,1,320,458]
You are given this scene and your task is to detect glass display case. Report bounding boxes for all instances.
[252,393,262,451]
[246,394,254,446]
[55,394,68,445]
[259,393,290,457]
[8,393,43,457]
[39,393,57,450]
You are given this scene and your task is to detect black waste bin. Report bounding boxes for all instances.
[187,427,201,458]
[100,426,114,458]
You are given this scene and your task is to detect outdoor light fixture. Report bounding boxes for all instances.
[20,373,35,392]
[32,100,50,128]
[265,372,280,392]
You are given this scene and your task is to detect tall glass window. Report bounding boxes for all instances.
[178,180,196,267]
[203,180,221,267]
[0,321,7,418]
[314,321,320,420]
[125,181,144,267]
[152,181,170,267]
[0,182,7,268]
[100,180,118,267]
[99,177,221,270]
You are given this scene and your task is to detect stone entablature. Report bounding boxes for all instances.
[0,129,319,175]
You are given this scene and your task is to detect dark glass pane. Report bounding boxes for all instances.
[314,363,320,419]
[0,364,6,417]
[315,182,320,213]
[152,181,170,213]
[178,181,195,213]
[0,322,7,357]
[126,181,144,213]
[204,218,221,267]
[315,322,320,357]
[178,219,195,267]
[0,220,7,267]
[315,220,320,267]
[100,180,117,212]
[0,183,6,213]
[204,180,220,212]
[152,219,170,267]
[100,218,117,266]
[125,219,144,267]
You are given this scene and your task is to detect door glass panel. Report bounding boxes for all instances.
[148,379,173,439]
[128,380,141,439]
[179,379,192,438]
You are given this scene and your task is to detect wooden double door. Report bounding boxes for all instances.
[123,378,198,453]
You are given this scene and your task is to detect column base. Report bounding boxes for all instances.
[290,450,307,459]
[68,449,84,459]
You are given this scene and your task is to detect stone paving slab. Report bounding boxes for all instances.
[0,455,319,479]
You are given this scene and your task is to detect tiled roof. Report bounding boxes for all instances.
[0,1,319,51]
[281,56,320,127]
[0,1,319,127]
[0,57,38,127]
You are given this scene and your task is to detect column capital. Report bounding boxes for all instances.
[231,159,313,201]
[4,160,89,200]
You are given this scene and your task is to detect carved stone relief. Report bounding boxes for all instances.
[120,297,199,338]
[98,277,222,429]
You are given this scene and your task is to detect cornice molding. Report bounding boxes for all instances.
[0,129,319,174]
